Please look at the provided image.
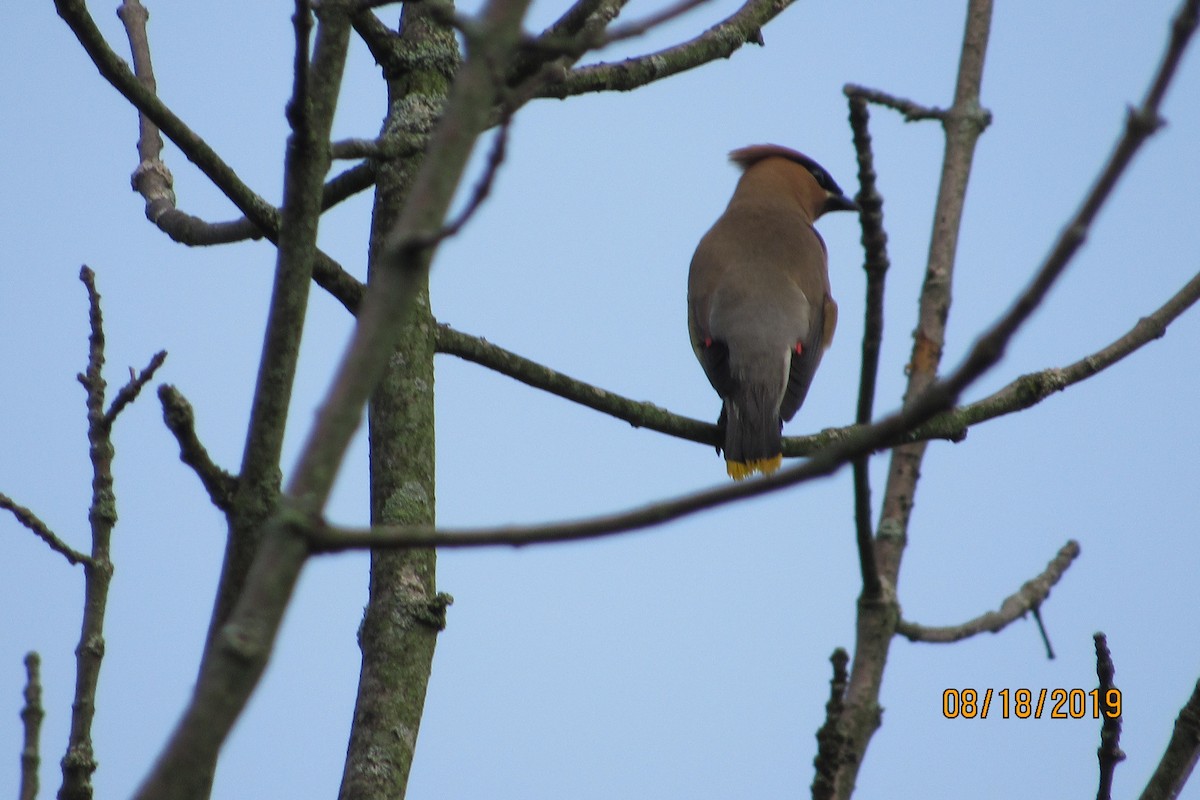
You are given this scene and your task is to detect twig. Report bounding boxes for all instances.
[895,540,1079,644]
[158,385,238,512]
[104,350,167,429]
[529,0,710,55]
[1095,633,1125,800]
[351,9,402,75]
[61,265,141,800]
[811,649,851,800]
[1,494,91,566]
[20,652,43,800]
[540,0,621,41]
[508,0,627,86]
[1031,605,1055,660]
[537,0,796,99]
[287,0,314,134]
[846,92,889,599]
[844,84,950,123]
[404,113,514,251]
[602,0,712,44]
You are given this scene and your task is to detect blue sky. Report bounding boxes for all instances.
[3,1,1199,798]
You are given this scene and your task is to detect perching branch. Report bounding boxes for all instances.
[1095,633,1125,800]
[157,385,238,513]
[20,652,43,800]
[435,322,721,445]
[437,256,1200,468]
[895,540,1080,644]
[1,494,91,566]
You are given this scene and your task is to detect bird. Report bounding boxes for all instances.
[687,144,858,480]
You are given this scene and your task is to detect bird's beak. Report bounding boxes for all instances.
[824,194,861,214]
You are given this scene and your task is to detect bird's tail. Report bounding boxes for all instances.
[721,384,783,481]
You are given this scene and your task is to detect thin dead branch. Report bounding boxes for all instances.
[895,541,1080,644]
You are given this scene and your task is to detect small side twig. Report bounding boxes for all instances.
[20,652,43,800]
[0,494,91,566]
[601,0,711,44]
[402,112,514,252]
[1094,633,1125,800]
[844,83,950,123]
[104,351,167,430]
[526,0,708,56]
[895,540,1079,644]
[811,648,851,800]
[158,385,238,512]
[1030,605,1055,660]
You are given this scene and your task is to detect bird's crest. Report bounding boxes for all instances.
[729,144,849,200]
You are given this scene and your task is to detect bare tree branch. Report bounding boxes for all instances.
[20,652,43,800]
[304,383,988,553]
[104,350,167,430]
[407,113,514,251]
[438,251,1200,471]
[1,494,91,566]
[537,0,794,99]
[508,0,627,87]
[131,0,534,795]
[1095,633,1125,800]
[1030,605,1055,660]
[844,84,952,123]
[1140,675,1200,800]
[895,540,1079,643]
[146,162,377,248]
[59,0,364,313]
[601,0,711,43]
[846,93,889,598]
[528,0,710,55]
[811,648,851,800]
[195,0,353,703]
[435,322,722,445]
[158,385,238,513]
[61,265,160,800]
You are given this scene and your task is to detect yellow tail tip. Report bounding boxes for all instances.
[726,455,783,481]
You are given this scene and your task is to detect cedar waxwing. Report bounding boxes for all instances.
[688,145,858,480]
